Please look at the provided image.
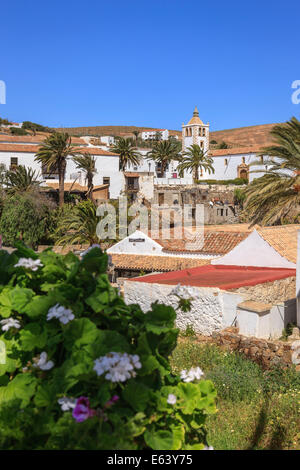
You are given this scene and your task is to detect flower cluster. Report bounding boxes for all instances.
[33,352,54,371]
[58,397,77,411]
[169,283,197,300]
[0,318,21,332]
[14,258,43,271]
[180,366,204,383]
[72,397,95,423]
[93,352,142,382]
[47,304,74,325]
[167,393,177,405]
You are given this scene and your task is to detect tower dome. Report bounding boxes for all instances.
[188,106,203,125]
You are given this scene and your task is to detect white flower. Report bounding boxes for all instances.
[47,304,74,325]
[33,352,54,371]
[203,445,214,450]
[180,366,204,383]
[80,244,101,257]
[58,397,76,411]
[14,258,43,271]
[167,393,177,405]
[169,283,196,300]
[0,318,21,332]
[94,352,142,383]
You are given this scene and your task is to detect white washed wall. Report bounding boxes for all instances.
[124,280,224,335]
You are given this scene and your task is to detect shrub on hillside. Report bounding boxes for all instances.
[0,244,216,450]
[0,193,56,248]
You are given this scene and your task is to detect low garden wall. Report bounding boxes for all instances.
[211,327,300,370]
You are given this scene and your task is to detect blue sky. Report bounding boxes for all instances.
[1,0,300,131]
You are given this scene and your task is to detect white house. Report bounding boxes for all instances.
[123,225,300,338]
[141,129,169,141]
[0,139,124,199]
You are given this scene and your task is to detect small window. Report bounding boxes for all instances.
[260,156,264,163]
[242,157,245,163]
[202,128,206,136]
[103,177,110,186]
[225,158,228,166]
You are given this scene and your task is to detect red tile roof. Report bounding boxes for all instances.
[210,145,262,157]
[130,265,296,290]
[0,143,118,156]
[0,134,85,145]
[155,231,249,254]
[110,254,210,272]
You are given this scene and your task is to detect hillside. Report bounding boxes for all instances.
[55,125,182,138]
[56,122,279,149]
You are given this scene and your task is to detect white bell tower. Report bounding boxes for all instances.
[182,106,209,153]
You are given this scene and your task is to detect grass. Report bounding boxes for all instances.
[171,337,300,450]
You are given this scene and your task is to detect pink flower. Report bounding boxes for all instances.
[72,397,95,423]
[105,395,120,408]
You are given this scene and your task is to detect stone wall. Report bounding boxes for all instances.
[231,277,296,304]
[211,327,300,370]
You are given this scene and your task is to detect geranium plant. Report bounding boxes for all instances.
[0,243,216,450]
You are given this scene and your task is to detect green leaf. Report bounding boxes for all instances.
[0,286,34,317]
[22,295,54,318]
[93,330,130,357]
[63,318,99,351]
[177,382,201,415]
[122,381,152,412]
[144,425,184,450]
[19,324,47,351]
[80,249,108,274]
[0,374,37,408]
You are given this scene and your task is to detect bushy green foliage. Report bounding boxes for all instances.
[196,178,248,186]
[22,121,53,133]
[0,245,216,450]
[9,127,28,136]
[0,194,55,248]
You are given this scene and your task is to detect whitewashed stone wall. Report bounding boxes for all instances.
[124,280,223,335]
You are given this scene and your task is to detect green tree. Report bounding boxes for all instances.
[177,145,214,182]
[73,153,97,201]
[0,193,53,248]
[147,140,181,177]
[55,200,99,246]
[110,137,141,171]
[35,132,79,207]
[4,165,41,194]
[244,117,300,225]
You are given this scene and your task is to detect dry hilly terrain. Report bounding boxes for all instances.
[56,122,280,149]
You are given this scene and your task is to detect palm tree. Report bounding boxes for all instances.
[73,153,96,201]
[132,130,139,147]
[55,200,99,246]
[4,165,41,194]
[244,117,300,225]
[35,132,79,206]
[110,137,141,171]
[177,145,214,182]
[147,140,181,177]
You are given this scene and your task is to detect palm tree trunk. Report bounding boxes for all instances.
[194,166,199,183]
[58,160,66,207]
[87,174,94,201]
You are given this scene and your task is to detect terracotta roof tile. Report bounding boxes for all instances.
[0,134,85,145]
[0,143,118,156]
[155,231,249,254]
[257,225,300,264]
[110,254,210,272]
[45,182,109,192]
